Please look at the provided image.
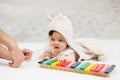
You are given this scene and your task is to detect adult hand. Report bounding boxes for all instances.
[22,48,33,60]
[9,47,25,68]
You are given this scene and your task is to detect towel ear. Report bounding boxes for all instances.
[47,14,53,22]
[58,13,64,19]
[58,13,63,17]
[58,13,69,21]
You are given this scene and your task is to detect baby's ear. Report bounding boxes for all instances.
[47,14,53,22]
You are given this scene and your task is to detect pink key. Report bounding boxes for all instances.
[100,64,110,73]
[65,62,77,68]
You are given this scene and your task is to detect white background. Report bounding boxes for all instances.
[0,0,120,42]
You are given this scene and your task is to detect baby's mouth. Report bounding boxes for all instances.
[54,46,59,49]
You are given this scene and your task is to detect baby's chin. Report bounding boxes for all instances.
[53,49,61,53]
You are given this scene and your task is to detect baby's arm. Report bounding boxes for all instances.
[39,50,52,60]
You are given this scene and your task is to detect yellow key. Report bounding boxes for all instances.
[51,61,60,66]
[85,63,95,72]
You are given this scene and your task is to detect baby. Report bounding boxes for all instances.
[39,30,79,62]
[39,13,80,62]
[39,13,106,62]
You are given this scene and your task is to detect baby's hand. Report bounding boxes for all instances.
[58,52,75,62]
[39,51,52,61]
[58,48,76,62]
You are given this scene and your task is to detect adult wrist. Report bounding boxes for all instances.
[8,40,19,50]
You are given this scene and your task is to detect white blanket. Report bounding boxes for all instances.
[0,40,119,80]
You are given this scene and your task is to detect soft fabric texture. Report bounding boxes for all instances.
[48,13,106,61]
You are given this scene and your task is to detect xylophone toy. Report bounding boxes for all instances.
[38,59,116,77]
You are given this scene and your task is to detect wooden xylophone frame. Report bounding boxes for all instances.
[39,61,115,77]
[40,64,110,77]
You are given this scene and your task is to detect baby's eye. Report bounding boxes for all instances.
[51,38,55,41]
[59,39,63,42]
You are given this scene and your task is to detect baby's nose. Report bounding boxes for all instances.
[54,41,59,44]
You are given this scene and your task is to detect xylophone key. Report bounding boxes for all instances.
[38,59,48,64]
[75,62,86,70]
[70,62,81,68]
[85,63,95,72]
[42,59,53,64]
[65,62,77,68]
[94,64,105,72]
[56,60,71,67]
[47,59,57,65]
[51,60,60,66]
[100,64,110,73]
[105,65,116,74]
[90,64,100,72]
[80,63,90,70]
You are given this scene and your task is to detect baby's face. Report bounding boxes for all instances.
[49,31,67,53]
